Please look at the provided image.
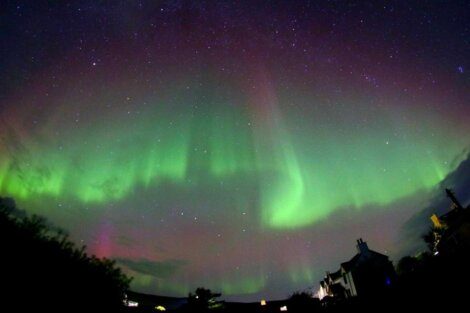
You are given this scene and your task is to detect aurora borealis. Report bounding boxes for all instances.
[1,0,469,301]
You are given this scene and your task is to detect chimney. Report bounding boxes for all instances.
[356,238,369,255]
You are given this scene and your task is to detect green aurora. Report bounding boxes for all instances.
[0,88,465,229]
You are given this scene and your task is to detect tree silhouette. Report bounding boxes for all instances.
[288,291,320,312]
[0,197,131,312]
[186,287,223,312]
[396,256,420,276]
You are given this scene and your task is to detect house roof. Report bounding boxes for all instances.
[340,250,389,272]
[327,269,342,282]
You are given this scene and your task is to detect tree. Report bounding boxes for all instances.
[0,197,131,313]
[187,287,223,312]
[288,291,320,312]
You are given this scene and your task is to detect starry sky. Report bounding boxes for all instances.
[0,0,469,301]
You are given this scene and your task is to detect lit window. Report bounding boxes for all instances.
[126,300,139,307]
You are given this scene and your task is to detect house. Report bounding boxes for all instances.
[317,239,395,300]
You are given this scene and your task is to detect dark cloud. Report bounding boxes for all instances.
[116,258,187,279]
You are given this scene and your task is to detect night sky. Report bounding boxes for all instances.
[0,1,469,301]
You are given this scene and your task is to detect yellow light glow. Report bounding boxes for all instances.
[155,305,166,311]
[261,299,267,306]
[430,214,443,228]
